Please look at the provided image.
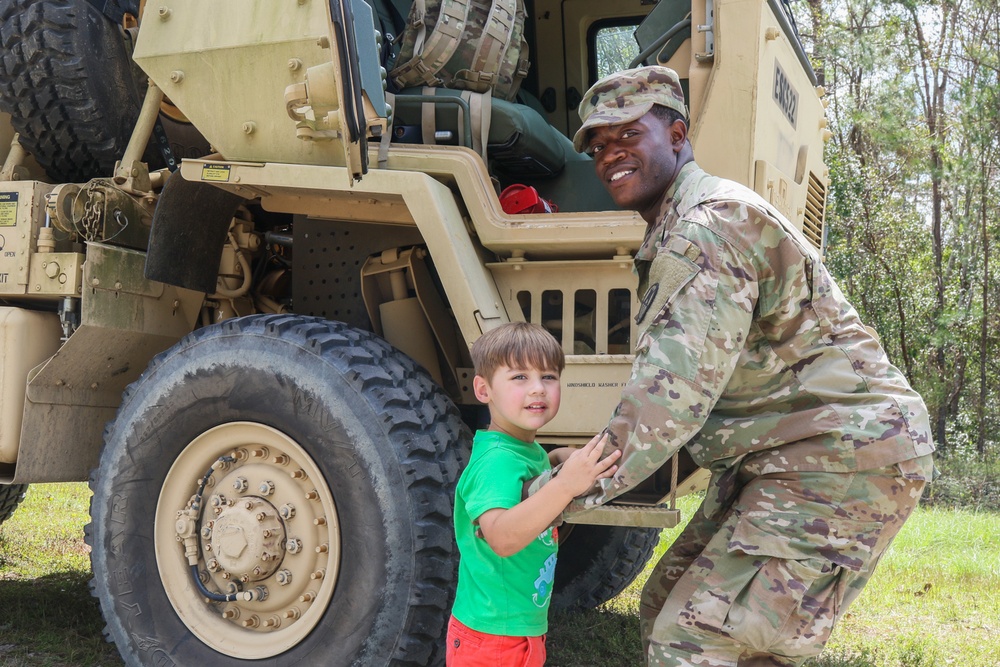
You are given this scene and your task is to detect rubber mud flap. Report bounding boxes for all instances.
[145,175,246,293]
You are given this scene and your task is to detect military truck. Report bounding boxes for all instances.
[0,0,830,664]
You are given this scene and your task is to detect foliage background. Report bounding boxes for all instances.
[793,0,1000,471]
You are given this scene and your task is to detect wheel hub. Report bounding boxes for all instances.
[209,495,286,582]
[157,423,341,658]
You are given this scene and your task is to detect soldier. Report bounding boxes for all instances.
[529,66,936,666]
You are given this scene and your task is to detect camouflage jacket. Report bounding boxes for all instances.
[539,162,934,514]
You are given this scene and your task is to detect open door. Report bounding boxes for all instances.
[133,0,390,183]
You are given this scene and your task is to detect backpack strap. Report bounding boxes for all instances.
[450,0,516,93]
[390,0,473,89]
[460,88,492,159]
[393,0,426,69]
[420,86,439,145]
[493,0,529,101]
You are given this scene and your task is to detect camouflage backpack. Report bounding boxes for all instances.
[389,0,530,101]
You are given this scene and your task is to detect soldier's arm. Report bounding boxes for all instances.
[528,220,757,514]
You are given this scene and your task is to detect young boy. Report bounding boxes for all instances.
[447,322,620,666]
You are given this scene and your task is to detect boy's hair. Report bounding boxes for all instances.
[471,322,565,381]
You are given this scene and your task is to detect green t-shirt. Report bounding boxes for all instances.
[451,430,558,636]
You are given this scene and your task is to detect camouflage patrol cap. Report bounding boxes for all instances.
[572,66,688,153]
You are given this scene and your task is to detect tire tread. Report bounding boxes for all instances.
[89,314,468,666]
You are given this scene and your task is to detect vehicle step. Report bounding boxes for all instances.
[564,504,681,529]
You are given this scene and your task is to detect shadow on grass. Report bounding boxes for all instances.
[547,605,644,667]
[0,570,124,667]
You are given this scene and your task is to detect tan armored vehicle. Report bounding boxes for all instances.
[0,0,829,664]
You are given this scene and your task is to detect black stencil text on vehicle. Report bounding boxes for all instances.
[773,61,798,128]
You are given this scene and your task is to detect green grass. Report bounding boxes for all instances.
[2,485,999,667]
[0,483,122,667]
[808,507,1000,667]
[547,496,1000,667]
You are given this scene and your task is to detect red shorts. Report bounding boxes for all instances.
[446,616,546,666]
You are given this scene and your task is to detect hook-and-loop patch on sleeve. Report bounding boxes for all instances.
[635,235,702,330]
[633,234,719,383]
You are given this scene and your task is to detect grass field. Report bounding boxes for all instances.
[1,484,998,666]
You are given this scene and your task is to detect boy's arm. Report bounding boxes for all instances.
[477,436,618,557]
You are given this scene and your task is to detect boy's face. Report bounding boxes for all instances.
[473,364,561,443]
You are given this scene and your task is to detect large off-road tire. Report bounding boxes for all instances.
[87,315,469,666]
[0,482,27,527]
[551,524,660,611]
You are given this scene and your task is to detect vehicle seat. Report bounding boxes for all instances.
[391,87,572,179]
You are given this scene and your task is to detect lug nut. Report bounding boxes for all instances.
[316,543,329,554]
[222,607,240,620]
[273,454,290,465]
[283,607,301,620]
[264,616,281,628]
[207,559,220,572]
[291,469,307,480]
[252,447,269,459]
[277,569,293,585]
[305,490,319,501]
[259,480,275,496]
[201,526,213,539]
[233,477,248,493]
[310,569,325,580]
[242,615,260,628]
[314,517,327,526]
[300,591,316,603]
[286,538,302,554]
[280,504,296,520]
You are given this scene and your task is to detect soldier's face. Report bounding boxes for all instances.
[586,114,689,224]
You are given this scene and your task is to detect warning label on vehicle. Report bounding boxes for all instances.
[0,192,19,227]
[201,164,232,182]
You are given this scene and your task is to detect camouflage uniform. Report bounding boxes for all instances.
[535,67,936,666]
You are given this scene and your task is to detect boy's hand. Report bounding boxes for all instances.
[553,433,620,498]
[547,446,573,466]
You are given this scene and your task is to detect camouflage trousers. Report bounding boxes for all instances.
[641,454,933,667]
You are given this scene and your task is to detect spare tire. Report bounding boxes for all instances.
[0,0,145,181]
[0,0,208,182]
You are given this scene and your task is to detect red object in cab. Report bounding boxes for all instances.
[499,184,559,214]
